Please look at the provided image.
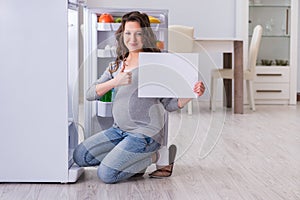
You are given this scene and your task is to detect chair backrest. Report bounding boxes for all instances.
[168,25,194,53]
[247,25,263,78]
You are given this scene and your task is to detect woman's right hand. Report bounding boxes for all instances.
[113,65,132,87]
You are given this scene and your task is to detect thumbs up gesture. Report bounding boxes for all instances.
[113,64,132,87]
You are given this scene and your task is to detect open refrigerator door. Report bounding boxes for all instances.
[0,0,85,183]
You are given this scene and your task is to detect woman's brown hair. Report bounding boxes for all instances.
[110,11,161,73]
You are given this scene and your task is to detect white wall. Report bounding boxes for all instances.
[87,0,236,38]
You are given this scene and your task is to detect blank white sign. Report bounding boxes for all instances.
[138,53,198,98]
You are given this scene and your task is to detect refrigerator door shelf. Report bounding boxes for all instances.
[67,164,84,183]
[97,101,112,117]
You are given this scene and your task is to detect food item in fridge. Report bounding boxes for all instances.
[114,17,122,23]
[156,40,164,50]
[98,13,114,23]
[148,16,160,23]
[100,89,112,102]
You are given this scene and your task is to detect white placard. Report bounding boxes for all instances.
[138,53,198,98]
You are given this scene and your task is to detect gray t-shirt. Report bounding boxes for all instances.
[86,62,180,143]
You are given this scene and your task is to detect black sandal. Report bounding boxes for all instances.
[149,144,177,178]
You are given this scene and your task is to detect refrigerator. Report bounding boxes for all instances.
[0,1,168,182]
[0,0,83,182]
[82,7,169,139]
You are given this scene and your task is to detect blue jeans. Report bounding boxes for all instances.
[73,126,161,183]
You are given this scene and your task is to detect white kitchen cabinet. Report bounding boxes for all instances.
[248,0,298,104]
[254,66,290,104]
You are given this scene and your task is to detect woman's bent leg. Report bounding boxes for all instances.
[98,132,160,183]
[73,127,123,167]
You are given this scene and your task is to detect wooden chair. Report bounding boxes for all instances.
[210,25,263,111]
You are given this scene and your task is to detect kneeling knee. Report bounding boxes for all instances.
[73,144,89,167]
[97,164,119,184]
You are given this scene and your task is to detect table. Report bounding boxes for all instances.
[193,38,244,114]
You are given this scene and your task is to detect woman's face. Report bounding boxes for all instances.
[123,21,143,52]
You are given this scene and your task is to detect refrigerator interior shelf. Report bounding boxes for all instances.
[97,22,161,32]
[97,23,120,31]
[150,23,160,31]
[97,49,114,58]
[97,101,112,117]
[97,48,117,58]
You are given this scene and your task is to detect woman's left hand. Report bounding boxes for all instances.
[193,81,205,96]
[178,81,205,108]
